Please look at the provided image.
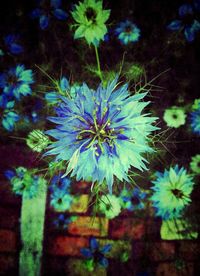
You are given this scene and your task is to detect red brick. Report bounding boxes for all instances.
[132,242,146,259]
[68,216,108,237]
[0,230,17,253]
[110,218,145,239]
[0,207,19,229]
[47,236,88,256]
[0,182,21,206]
[156,262,194,276]
[69,195,89,213]
[146,218,162,239]
[0,255,17,275]
[179,242,200,261]
[150,241,175,261]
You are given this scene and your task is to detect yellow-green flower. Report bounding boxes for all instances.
[98,194,121,219]
[163,106,186,128]
[71,0,110,45]
[190,154,200,174]
[26,129,49,152]
[192,98,200,110]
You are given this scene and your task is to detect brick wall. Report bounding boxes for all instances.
[0,178,199,276]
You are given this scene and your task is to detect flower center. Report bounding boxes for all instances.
[8,74,18,85]
[125,25,132,33]
[57,198,63,204]
[171,188,184,199]
[93,250,104,262]
[172,113,178,119]
[85,7,97,23]
[131,196,140,205]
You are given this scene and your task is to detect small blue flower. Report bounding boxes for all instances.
[81,237,111,269]
[120,187,147,211]
[53,213,75,229]
[2,105,19,132]
[0,64,34,100]
[49,175,73,211]
[31,0,68,30]
[49,174,71,192]
[115,20,141,45]
[190,105,200,135]
[4,34,24,55]
[45,77,158,193]
[4,169,15,180]
[167,4,200,42]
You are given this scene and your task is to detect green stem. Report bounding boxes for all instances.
[19,179,47,276]
[94,45,103,83]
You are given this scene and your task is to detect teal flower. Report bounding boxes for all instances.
[71,0,110,45]
[2,108,19,131]
[163,106,186,128]
[5,167,45,198]
[49,175,73,211]
[0,64,34,100]
[98,194,121,219]
[190,105,200,135]
[115,20,141,45]
[150,165,195,220]
[190,154,200,174]
[45,77,158,193]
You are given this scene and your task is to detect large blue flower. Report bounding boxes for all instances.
[31,0,68,30]
[150,165,195,220]
[45,78,158,193]
[190,105,200,135]
[0,64,34,100]
[115,20,141,45]
[167,3,200,42]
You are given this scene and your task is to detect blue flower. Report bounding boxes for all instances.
[81,237,111,270]
[0,64,34,100]
[190,105,200,135]
[2,109,19,131]
[167,4,200,42]
[115,20,141,45]
[49,174,71,192]
[150,165,195,220]
[120,187,147,211]
[4,34,24,55]
[45,77,158,193]
[31,0,68,30]
[53,214,76,229]
[1,100,19,131]
[49,175,73,211]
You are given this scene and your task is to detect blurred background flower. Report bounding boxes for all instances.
[115,20,141,45]
[150,165,195,220]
